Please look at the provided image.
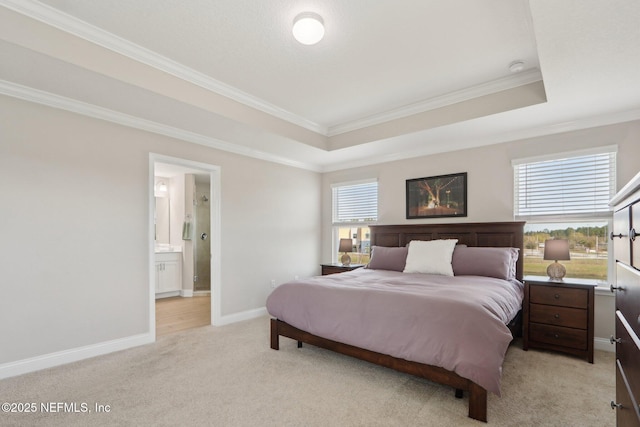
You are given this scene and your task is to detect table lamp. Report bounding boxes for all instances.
[544,239,570,281]
[339,238,353,266]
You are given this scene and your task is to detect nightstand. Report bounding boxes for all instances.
[321,263,365,276]
[523,275,597,363]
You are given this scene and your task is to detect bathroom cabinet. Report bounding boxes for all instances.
[155,252,182,297]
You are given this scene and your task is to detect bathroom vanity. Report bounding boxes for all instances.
[155,250,182,298]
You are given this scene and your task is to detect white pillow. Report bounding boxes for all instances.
[403,239,459,276]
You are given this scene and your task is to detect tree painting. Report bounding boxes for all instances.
[406,173,467,219]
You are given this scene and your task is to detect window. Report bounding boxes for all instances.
[522,221,609,280]
[332,180,378,264]
[514,148,616,220]
[513,147,616,281]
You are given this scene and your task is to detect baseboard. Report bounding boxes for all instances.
[216,306,267,326]
[1,321,613,381]
[0,332,154,380]
[0,306,268,379]
[155,290,180,299]
[180,289,194,297]
[594,337,615,353]
[1,316,608,380]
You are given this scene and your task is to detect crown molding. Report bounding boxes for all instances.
[321,107,640,172]
[3,78,639,175]
[1,1,548,142]
[0,0,328,135]
[0,79,322,172]
[4,2,638,173]
[327,68,544,137]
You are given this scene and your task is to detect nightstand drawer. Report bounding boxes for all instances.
[529,304,587,329]
[530,286,588,309]
[320,264,365,276]
[322,266,349,275]
[529,323,587,350]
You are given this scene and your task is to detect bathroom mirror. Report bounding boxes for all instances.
[155,197,170,243]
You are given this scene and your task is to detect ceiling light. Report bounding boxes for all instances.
[155,181,168,197]
[292,12,325,45]
[509,60,525,73]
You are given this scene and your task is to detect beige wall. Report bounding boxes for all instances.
[322,121,640,239]
[322,119,640,347]
[2,90,637,370]
[0,95,321,366]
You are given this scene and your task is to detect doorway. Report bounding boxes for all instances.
[149,154,221,338]
[156,295,211,336]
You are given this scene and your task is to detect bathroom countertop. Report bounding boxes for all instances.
[155,245,182,253]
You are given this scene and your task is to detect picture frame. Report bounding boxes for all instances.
[406,172,467,219]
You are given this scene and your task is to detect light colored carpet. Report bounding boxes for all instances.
[0,317,615,426]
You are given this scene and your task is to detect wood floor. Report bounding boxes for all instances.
[156,295,211,337]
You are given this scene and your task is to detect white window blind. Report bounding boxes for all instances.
[513,149,616,220]
[332,180,378,225]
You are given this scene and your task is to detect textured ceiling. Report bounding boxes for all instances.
[1,0,639,171]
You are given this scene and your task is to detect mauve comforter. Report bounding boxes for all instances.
[266,268,523,395]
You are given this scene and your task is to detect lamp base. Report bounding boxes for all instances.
[546,261,566,281]
[341,253,351,266]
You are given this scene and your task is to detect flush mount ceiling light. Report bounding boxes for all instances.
[509,60,525,73]
[292,12,325,45]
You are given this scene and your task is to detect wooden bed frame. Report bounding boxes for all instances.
[270,221,525,422]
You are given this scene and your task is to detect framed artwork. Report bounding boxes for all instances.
[406,172,467,219]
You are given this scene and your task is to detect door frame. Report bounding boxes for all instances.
[149,153,222,338]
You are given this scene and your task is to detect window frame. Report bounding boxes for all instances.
[522,219,613,283]
[331,179,378,263]
[512,145,617,221]
[512,146,617,284]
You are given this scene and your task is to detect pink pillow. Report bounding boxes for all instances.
[366,246,408,272]
[452,246,519,280]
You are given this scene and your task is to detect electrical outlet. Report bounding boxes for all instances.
[270,279,276,288]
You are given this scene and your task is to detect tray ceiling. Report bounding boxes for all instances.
[1,0,639,171]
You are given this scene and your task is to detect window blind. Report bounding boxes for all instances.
[513,150,616,220]
[332,180,378,225]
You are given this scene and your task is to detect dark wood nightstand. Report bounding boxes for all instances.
[523,275,597,363]
[321,263,365,276]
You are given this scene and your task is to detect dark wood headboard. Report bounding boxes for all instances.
[370,222,525,281]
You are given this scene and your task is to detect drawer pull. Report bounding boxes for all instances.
[554,294,560,299]
[554,334,560,339]
[611,401,622,410]
[554,313,560,319]
[610,335,621,345]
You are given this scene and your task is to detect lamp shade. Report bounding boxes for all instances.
[338,238,352,253]
[543,239,570,261]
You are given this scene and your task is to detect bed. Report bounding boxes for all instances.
[267,221,525,422]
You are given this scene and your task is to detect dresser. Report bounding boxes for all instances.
[610,171,640,426]
[523,276,596,363]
